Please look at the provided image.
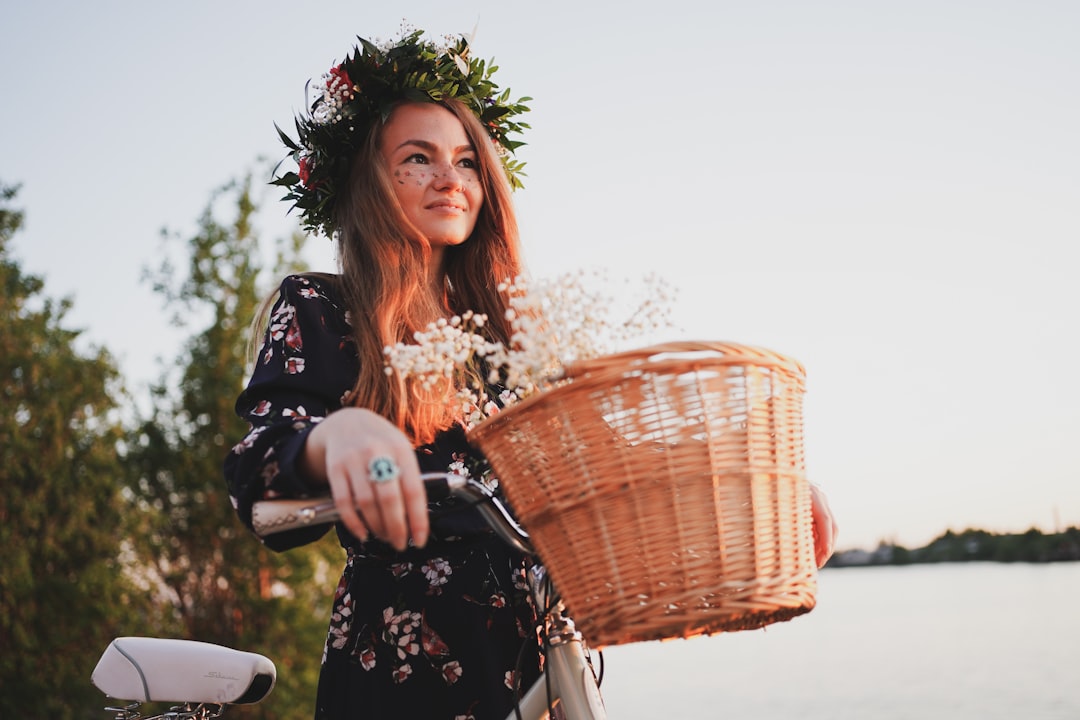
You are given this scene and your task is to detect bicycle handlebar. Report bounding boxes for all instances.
[250,473,533,555]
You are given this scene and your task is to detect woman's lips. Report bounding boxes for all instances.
[426,201,466,213]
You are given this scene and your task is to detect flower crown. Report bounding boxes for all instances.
[272,29,532,238]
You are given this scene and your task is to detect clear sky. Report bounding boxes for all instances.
[4,0,1078,550]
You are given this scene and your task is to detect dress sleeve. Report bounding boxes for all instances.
[223,274,358,552]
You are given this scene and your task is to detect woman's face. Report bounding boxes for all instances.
[380,102,484,250]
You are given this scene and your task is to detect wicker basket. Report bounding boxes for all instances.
[468,340,816,647]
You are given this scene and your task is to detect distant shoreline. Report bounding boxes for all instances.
[825,526,1080,567]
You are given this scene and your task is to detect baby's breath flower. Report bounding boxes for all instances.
[383,271,676,429]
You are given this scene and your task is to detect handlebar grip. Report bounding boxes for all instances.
[251,473,466,537]
[251,497,337,537]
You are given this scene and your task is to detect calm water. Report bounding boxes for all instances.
[597,563,1079,719]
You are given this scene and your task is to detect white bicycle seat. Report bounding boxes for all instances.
[92,637,276,705]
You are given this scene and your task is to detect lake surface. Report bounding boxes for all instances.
[596,563,1079,719]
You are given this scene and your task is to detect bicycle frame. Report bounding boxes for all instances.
[513,568,606,720]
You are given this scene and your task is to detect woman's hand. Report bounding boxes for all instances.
[810,483,839,568]
[301,407,430,551]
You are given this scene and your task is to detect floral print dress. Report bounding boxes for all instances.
[224,274,540,720]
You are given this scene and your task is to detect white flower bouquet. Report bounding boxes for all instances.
[383,269,677,428]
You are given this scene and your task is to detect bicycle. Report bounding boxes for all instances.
[92,473,605,720]
[93,341,817,719]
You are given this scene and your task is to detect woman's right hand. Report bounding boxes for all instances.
[301,407,430,551]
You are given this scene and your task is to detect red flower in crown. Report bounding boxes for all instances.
[327,65,353,93]
[297,155,312,187]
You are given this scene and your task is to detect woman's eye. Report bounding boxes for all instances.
[458,157,477,169]
[405,153,428,164]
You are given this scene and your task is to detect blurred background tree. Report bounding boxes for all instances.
[1,175,341,717]
[0,182,157,719]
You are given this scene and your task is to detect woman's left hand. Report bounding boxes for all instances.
[810,483,839,568]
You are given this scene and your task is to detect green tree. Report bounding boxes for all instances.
[0,182,153,718]
[889,543,912,565]
[124,175,341,718]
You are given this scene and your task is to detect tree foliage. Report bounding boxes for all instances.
[123,175,341,718]
[828,525,1080,567]
[0,182,154,718]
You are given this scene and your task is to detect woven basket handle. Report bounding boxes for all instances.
[561,340,805,382]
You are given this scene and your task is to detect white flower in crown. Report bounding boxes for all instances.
[308,62,358,126]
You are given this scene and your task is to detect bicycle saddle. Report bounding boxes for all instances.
[92,637,276,705]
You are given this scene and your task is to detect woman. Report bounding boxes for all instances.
[226,29,838,720]
[226,31,540,719]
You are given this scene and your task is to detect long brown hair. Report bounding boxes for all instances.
[333,98,523,444]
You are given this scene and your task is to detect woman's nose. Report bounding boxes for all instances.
[431,163,465,190]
